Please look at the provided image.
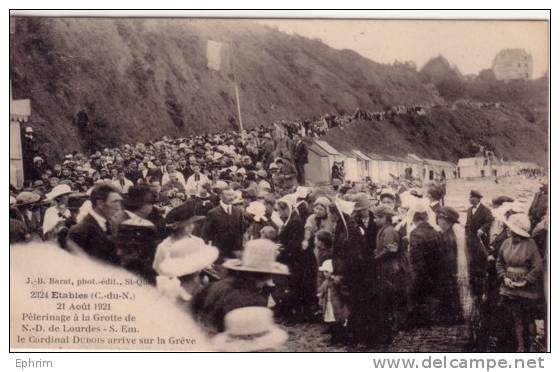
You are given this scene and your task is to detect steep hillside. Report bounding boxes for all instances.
[323,103,548,166]
[10,17,438,158]
[10,17,547,165]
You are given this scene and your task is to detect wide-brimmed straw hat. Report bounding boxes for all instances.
[211,307,288,352]
[503,213,531,238]
[222,239,289,275]
[157,238,219,277]
[16,191,41,206]
[45,184,73,201]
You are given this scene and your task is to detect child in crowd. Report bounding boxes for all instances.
[317,259,349,343]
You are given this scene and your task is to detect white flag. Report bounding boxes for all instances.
[206,40,223,71]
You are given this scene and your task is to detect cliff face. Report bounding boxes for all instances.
[10,17,547,165]
[323,104,548,165]
[10,18,437,156]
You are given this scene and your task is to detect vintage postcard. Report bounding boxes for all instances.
[9,13,549,352]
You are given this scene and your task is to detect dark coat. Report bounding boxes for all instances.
[465,203,494,295]
[125,170,142,184]
[183,196,214,217]
[147,168,163,183]
[374,223,406,297]
[277,212,317,314]
[528,189,547,229]
[202,205,244,261]
[355,211,379,260]
[430,201,443,215]
[439,227,464,323]
[293,141,309,165]
[295,201,311,224]
[466,203,494,244]
[408,221,445,324]
[191,276,267,333]
[277,213,305,266]
[68,214,120,265]
[332,214,365,284]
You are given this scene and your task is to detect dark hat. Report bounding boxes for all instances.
[426,184,443,200]
[115,217,158,256]
[470,190,483,199]
[350,193,371,211]
[124,185,155,210]
[437,206,460,224]
[492,195,514,207]
[165,204,206,230]
[372,205,396,217]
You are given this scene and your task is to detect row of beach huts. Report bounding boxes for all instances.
[304,139,543,185]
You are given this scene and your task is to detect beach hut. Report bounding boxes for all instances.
[365,152,385,183]
[457,157,495,178]
[424,158,457,180]
[340,151,360,182]
[305,140,346,184]
[304,142,332,184]
[351,149,373,181]
[10,82,30,189]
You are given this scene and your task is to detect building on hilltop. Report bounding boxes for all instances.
[492,49,533,80]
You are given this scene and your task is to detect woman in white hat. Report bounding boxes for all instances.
[496,213,544,352]
[42,184,74,241]
[244,201,273,242]
[153,205,207,274]
[155,238,219,303]
[192,239,288,333]
[211,307,288,351]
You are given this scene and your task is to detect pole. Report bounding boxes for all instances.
[228,42,243,133]
[233,79,243,132]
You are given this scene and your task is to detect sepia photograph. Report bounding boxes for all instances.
[9,11,549,353]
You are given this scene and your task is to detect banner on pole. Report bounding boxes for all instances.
[206,40,223,71]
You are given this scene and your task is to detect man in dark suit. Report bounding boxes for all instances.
[68,184,122,265]
[351,193,381,345]
[125,160,142,185]
[292,134,308,185]
[465,190,494,298]
[202,187,244,263]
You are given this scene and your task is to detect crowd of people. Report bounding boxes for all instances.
[9,121,548,352]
